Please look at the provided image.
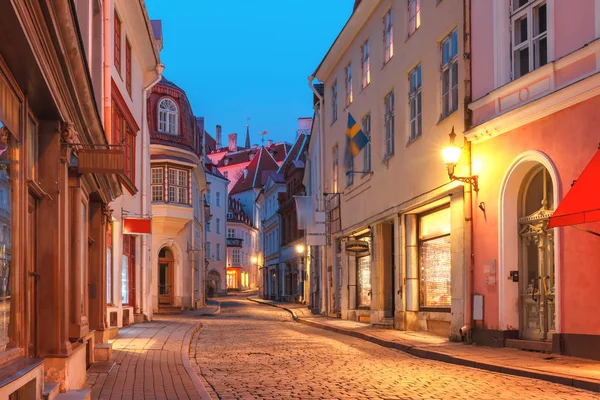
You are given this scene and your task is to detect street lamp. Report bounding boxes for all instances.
[295,244,305,254]
[442,127,479,192]
[251,255,258,264]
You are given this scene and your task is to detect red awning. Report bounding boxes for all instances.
[548,149,600,228]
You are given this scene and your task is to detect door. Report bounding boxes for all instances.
[158,261,173,305]
[519,167,555,340]
[26,194,37,355]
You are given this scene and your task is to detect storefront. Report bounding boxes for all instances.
[343,233,372,323]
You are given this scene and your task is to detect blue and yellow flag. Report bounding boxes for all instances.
[346,113,369,156]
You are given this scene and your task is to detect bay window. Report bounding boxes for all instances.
[168,168,188,204]
[151,167,164,202]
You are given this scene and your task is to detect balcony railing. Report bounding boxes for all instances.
[226,238,243,247]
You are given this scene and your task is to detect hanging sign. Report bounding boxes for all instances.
[123,217,152,235]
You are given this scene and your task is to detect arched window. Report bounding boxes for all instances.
[158,98,179,135]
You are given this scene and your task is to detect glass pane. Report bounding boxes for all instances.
[420,235,451,308]
[442,38,450,64]
[357,256,371,307]
[515,46,530,78]
[420,208,451,239]
[534,3,547,35]
[451,30,458,57]
[159,263,168,294]
[513,0,529,11]
[417,112,422,137]
[442,69,449,96]
[535,37,548,68]
[515,16,528,46]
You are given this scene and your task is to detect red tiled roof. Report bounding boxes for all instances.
[204,131,217,154]
[229,147,280,195]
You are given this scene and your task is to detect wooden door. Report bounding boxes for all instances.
[158,260,173,305]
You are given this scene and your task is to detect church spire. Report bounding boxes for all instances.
[245,117,251,149]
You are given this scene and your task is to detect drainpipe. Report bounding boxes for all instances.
[307,76,327,315]
[103,0,112,138]
[141,64,164,319]
[463,0,475,335]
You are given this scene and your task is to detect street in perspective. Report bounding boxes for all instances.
[2,0,600,399]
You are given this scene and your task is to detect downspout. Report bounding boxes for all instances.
[103,0,112,139]
[308,76,327,315]
[141,64,164,319]
[463,0,475,335]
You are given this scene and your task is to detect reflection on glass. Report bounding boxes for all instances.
[420,235,451,308]
[0,123,11,351]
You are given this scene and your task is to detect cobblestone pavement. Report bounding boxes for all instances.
[191,294,600,400]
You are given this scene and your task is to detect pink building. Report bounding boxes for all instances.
[467,0,600,359]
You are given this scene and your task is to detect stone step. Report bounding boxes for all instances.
[506,338,553,353]
[94,343,112,361]
[157,306,183,315]
[42,381,60,400]
[55,389,91,400]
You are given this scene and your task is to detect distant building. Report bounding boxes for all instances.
[226,198,257,290]
[205,162,228,296]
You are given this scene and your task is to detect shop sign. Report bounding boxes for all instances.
[78,148,125,174]
[123,217,152,235]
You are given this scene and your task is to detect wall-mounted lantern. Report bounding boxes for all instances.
[442,127,479,192]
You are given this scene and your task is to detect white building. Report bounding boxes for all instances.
[205,162,228,296]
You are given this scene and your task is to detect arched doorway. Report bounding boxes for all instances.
[518,166,555,340]
[158,247,174,305]
[207,270,220,297]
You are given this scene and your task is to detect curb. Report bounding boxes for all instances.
[182,322,213,400]
[250,297,600,393]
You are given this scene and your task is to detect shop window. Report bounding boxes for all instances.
[357,254,371,308]
[122,235,135,305]
[0,125,12,351]
[419,208,451,309]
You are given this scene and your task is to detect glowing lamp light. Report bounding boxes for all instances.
[251,256,258,264]
[295,244,305,254]
[442,126,479,192]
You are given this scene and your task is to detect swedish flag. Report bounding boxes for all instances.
[346,113,369,157]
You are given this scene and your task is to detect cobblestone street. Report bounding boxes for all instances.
[191,294,600,400]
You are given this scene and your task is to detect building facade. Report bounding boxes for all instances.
[467,0,600,359]
[312,0,468,337]
[205,162,228,296]
[105,0,162,331]
[148,77,207,313]
[227,198,258,290]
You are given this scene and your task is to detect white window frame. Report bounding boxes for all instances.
[228,228,235,238]
[345,64,353,107]
[331,81,338,123]
[510,0,549,80]
[362,40,371,88]
[232,249,240,264]
[409,65,422,141]
[408,0,421,36]
[168,168,188,205]
[151,167,164,202]
[158,98,179,135]
[383,9,394,63]
[441,30,459,118]
[384,91,395,157]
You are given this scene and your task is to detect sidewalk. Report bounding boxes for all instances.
[248,296,600,393]
[87,301,220,400]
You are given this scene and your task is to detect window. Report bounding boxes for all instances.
[346,142,354,187]
[419,207,451,309]
[158,98,179,135]
[361,40,371,88]
[331,81,338,123]
[216,191,221,207]
[223,171,228,179]
[151,167,164,202]
[206,242,212,259]
[409,65,422,141]
[345,64,353,107]
[107,223,113,304]
[383,9,394,63]
[122,235,135,305]
[228,228,235,238]
[125,38,132,96]
[362,114,371,172]
[408,0,421,36]
[511,0,548,79]
[332,145,339,193]
[216,243,221,260]
[207,219,211,232]
[232,249,240,263]
[112,107,135,183]
[441,29,459,118]
[206,188,211,205]
[384,91,395,157]
[216,218,221,234]
[168,168,188,204]
[114,11,121,74]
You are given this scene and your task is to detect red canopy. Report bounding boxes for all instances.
[548,148,600,228]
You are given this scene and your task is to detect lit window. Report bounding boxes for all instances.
[361,40,370,88]
[441,30,459,118]
[158,98,179,135]
[419,208,451,309]
[357,252,371,307]
[511,0,548,79]
[168,168,188,204]
[151,167,163,202]
[409,65,422,141]
[384,91,395,157]
[383,9,394,63]
[362,114,371,172]
[408,0,421,36]
[345,64,353,107]
[331,81,338,123]
[332,145,339,193]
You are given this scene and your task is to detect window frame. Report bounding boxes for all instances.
[408,0,421,37]
[384,90,395,158]
[409,65,422,141]
[332,144,339,193]
[441,29,459,119]
[216,218,221,234]
[510,0,548,80]
[361,40,371,88]
[362,113,371,173]
[125,38,132,96]
[331,81,338,124]
[383,9,394,64]
[112,105,136,184]
[157,98,179,136]
[114,11,122,74]
[167,167,189,205]
[151,166,164,202]
[345,63,353,107]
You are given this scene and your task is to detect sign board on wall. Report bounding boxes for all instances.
[123,218,152,235]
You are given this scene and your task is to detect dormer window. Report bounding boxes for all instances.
[158,98,179,135]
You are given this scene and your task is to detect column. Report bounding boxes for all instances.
[405,214,419,331]
[88,201,107,333]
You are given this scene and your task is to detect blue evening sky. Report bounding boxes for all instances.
[145,0,353,146]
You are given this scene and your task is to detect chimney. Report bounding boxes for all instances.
[216,125,222,148]
[267,139,272,147]
[228,133,237,152]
